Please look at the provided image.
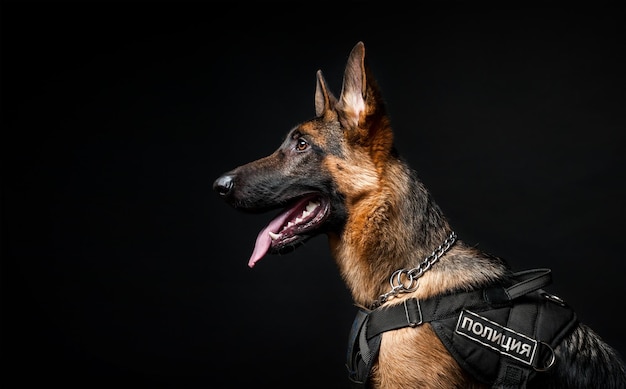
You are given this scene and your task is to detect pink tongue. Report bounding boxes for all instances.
[247,196,315,268]
[248,208,293,268]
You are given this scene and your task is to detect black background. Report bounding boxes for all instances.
[2,2,624,388]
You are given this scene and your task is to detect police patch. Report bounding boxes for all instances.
[455,310,538,366]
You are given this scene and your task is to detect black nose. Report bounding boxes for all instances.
[213,174,235,197]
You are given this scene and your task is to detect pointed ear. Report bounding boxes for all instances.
[337,41,367,129]
[315,70,337,117]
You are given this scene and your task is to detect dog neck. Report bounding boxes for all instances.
[328,163,508,308]
[328,162,451,306]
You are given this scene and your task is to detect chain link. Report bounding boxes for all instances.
[372,231,457,308]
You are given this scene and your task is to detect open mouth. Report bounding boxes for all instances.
[248,194,330,268]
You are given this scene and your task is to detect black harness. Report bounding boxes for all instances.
[346,269,578,388]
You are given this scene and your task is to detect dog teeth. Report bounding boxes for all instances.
[268,231,280,240]
[277,201,320,235]
[306,201,319,212]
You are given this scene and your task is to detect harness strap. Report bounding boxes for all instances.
[484,268,552,305]
[502,268,551,300]
[496,362,530,389]
[366,268,552,342]
[366,291,483,340]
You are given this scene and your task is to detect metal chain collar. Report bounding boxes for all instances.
[372,231,457,309]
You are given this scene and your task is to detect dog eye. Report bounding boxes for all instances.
[296,138,309,151]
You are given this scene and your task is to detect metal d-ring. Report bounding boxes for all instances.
[534,341,556,372]
[389,269,419,292]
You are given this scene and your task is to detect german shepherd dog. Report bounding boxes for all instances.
[213,42,626,388]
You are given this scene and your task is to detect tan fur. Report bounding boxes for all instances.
[324,151,379,201]
[329,160,423,305]
[373,325,486,389]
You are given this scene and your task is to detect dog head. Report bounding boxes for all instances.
[213,42,395,267]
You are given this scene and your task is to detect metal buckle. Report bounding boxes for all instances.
[403,298,423,327]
